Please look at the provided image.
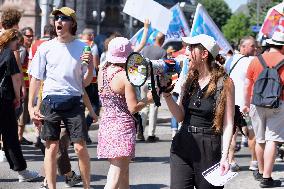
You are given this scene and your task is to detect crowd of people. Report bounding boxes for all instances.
[0,5,283,189]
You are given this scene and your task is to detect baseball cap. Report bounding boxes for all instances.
[182,34,220,59]
[106,37,133,64]
[266,32,284,46]
[52,7,76,22]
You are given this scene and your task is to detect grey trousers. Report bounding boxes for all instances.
[140,80,158,137]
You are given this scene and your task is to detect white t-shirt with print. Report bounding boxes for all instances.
[29,38,86,99]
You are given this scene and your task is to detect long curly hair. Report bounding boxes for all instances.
[0,29,19,50]
[182,44,229,133]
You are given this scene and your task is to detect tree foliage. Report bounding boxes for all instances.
[197,0,232,29]
[248,0,282,26]
[222,13,254,45]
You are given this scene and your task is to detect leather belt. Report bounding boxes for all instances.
[187,125,215,135]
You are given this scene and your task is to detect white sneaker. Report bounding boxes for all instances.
[18,170,40,182]
[0,150,7,162]
[249,161,258,171]
[172,130,177,139]
[275,156,284,162]
[39,182,49,189]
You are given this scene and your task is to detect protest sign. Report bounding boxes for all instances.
[130,3,190,47]
[123,0,171,34]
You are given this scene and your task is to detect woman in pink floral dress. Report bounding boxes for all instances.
[97,37,152,189]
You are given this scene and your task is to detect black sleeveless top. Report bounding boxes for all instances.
[182,83,216,128]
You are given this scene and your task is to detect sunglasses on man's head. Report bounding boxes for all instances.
[54,15,72,22]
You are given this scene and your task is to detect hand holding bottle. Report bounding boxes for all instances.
[81,46,94,71]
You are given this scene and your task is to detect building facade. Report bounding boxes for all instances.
[0,0,41,36]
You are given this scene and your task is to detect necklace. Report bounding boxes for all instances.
[198,75,211,89]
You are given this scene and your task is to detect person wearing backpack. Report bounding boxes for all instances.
[225,36,258,173]
[243,32,284,188]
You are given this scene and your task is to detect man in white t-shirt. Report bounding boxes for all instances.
[28,7,93,189]
[225,36,257,172]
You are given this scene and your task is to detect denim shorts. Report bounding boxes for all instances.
[40,98,88,142]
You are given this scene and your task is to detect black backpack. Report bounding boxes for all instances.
[251,55,284,108]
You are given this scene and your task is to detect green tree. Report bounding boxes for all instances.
[248,0,282,26]
[197,0,232,29]
[222,13,254,45]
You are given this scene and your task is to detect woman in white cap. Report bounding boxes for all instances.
[161,34,234,188]
[97,37,153,189]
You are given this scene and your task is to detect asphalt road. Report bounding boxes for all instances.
[0,102,283,189]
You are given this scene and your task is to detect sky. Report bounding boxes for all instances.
[224,0,248,12]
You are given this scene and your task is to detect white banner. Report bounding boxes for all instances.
[130,3,190,47]
[123,0,172,34]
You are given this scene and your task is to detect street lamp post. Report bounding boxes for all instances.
[39,0,49,37]
[256,0,260,28]
[129,15,133,37]
[92,10,105,35]
[39,0,60,37]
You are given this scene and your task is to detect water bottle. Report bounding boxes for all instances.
[82,46,91,73]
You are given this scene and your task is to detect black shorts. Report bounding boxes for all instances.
[40,98,88,142]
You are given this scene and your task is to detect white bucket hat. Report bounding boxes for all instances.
[181,34,220,59]
[266,32,284,46]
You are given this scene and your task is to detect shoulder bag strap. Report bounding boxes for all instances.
[274,59,284,70]
[214,76,226,102]
[274,59,284,89]
[257,54,268,69]
[225,56,233,73]
[228,56,247,76]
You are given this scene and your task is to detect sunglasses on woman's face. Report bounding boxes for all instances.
[54,15,72,22]
[24,34,34,38]
[193,89,203,108]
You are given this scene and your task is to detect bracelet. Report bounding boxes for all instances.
[164,93,172,98]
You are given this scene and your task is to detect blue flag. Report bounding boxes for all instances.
[190,3,232,53]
